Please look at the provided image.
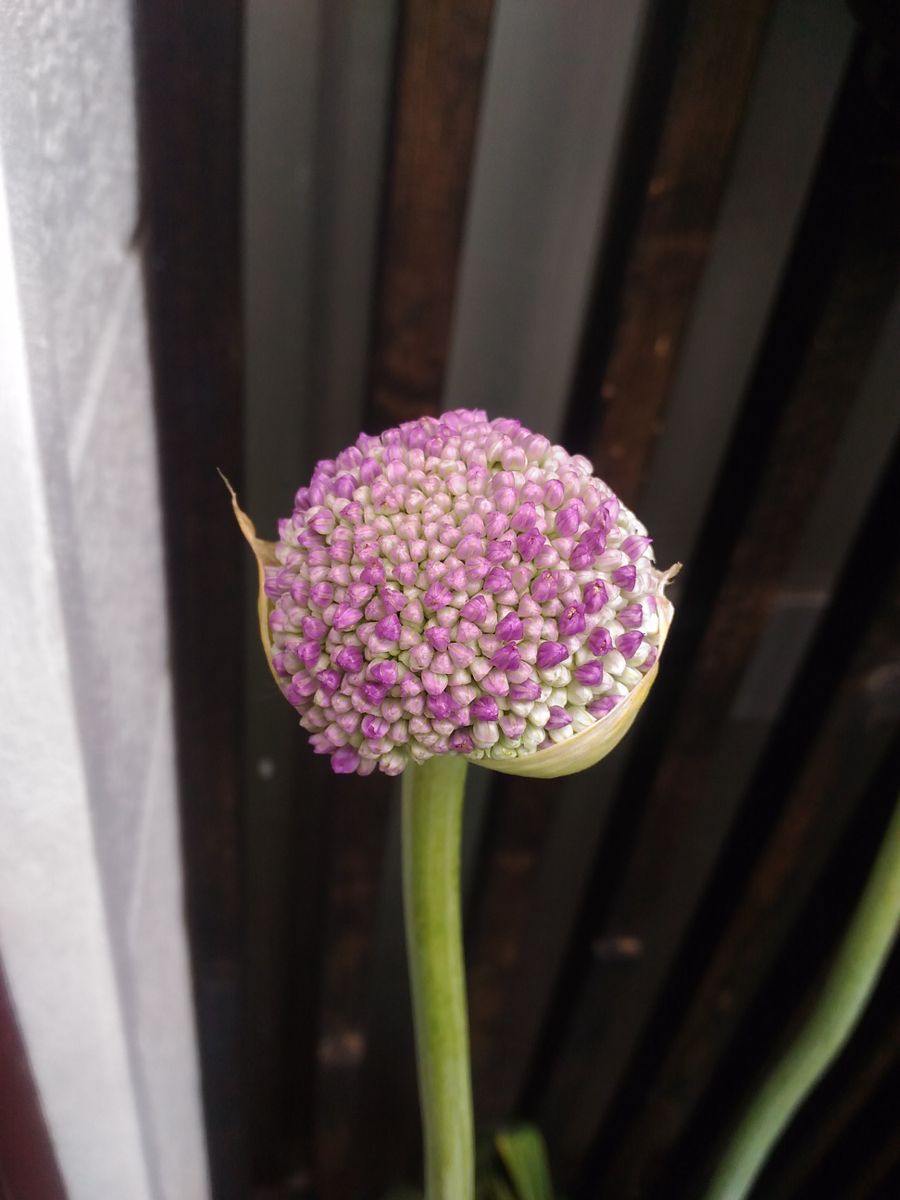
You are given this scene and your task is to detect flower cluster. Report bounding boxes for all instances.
[265,409,668,775]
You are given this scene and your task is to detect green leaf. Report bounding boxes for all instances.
[495,1125,555,1200]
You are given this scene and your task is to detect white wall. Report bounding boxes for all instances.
[0,2,209,1197]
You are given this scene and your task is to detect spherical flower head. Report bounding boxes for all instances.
[235,409,677,778]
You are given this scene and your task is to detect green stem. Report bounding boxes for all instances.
[704,792,900,1200]
[402,755,474,1200]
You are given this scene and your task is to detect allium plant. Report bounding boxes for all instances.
[232,409,678,1200]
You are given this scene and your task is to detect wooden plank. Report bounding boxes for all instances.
[754,946,900,1200]
[350,6,498,1188]
[241,4,398,1184]
[443,0,650,436]
[309,0,400,450]
[132,6,246,1196]
[449,0,658,1127]
[368,0,495,428]
[592,80,900,1188]
[466,778,557,1121]
[637,0,853,569]
[537,128,900,1196]
[242,6,322,1180]
[469,0,851,1141]
[587,0,773,502]
[764,972,900,1198]
[313,779,392,1200]
[598,566,900,1196]
[458,0,777,1126]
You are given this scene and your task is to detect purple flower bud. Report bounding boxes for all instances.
[570,543,596,570]
[317,668,341,695]
[555,502,581,537]
[449,729,474,753]
[308,507,335,535]
[495,612,524,642]
[299,641,322,668]
[361,715,390,740]
[346,582,374,607]
[444,564,467,591]
[461,595,489,624]
[558,603,586,637]
[490,645,521,671]
[499,714,526,740]
[424,582,453,610]
[310,581,334,608]
[546,706,572,730]
[583,579,608,614]
[536,642,569,669]
[333,603,363,631]
[595,496,619,530]
[331,746,360,774]
[487,539,514,563]
[588,691,624,715]
[422,670,448,696]
[382,586,407,612]
[427,692,457,720]
[587,626,612,656]
[517,531,544,562]
[362,682,388,706]
[508,679,542,702]
[456,533,483,560]
[612,564,637,590]
[400,673,422,698]
[484,566,511,594]
[532,571,558,603]
[470,696,499,721]
[511,503,537,531]
[401,598,424,626]
[302,616,327,641]
[484,511,509,539]
[618,603,643,629]
[621,534,652,561]
[617,630,644,658]
[574,661,604,686]
[368,660,398,687]
[543,479,565,509]
[426,625,451,652]
[448,642,475,668]
[375,614,401,642]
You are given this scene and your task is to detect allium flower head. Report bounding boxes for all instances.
[232,409,677,778]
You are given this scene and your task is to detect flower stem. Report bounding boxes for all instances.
[402,755,474,1200]
[704,791,900,1200]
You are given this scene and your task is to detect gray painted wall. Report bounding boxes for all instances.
[0,2,208,1196]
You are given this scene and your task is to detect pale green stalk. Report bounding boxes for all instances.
[402,755,474,1200]
[704,792,900,1200]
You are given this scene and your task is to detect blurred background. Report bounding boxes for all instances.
[2,1,899,1199]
